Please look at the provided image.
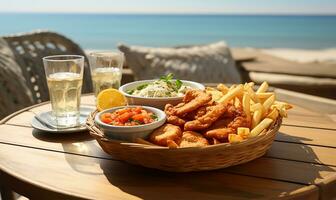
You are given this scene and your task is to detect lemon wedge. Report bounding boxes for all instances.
[96,89,127,111]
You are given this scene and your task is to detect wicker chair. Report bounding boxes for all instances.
[0,30,93,119]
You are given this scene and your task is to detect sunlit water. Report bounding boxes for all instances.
[1,13,336,49]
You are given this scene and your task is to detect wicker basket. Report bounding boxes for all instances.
[86,110,282,172]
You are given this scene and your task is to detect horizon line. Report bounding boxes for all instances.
[1,11,336,16]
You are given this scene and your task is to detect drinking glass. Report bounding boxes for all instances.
[88,51,124,97]
[43,55,84,128]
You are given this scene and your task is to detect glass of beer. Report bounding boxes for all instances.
[88,51,124,97]
[43,55,84,128]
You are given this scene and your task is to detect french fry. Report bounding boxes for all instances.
[245,84,259,103]
[256,92,274,100]
[242,92,251,121]
[217,84,229,95]
[274,101,293,110]
[263,94,275,115]
[271,104,289,118]
[228,134,244,143]
[229,85,236,91]
[250,118,273,137]
[218,84,244,104]
[259,129,268,136]
[266,108,279,121]
[247,82,255,87]
[252,109,262,128]
[234,97,241,108]
[251,103,263,113]
[237,127,250,139]
[256,81,269,93]
[207,90,223,102]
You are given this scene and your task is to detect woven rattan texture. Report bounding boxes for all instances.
[0,38,34,119]
[3,30,92,103]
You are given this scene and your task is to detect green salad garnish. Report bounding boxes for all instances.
[127,73,191,98]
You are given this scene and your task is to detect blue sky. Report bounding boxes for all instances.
[1,0,336,14]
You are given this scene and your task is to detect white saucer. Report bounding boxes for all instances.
[31,106,95,133]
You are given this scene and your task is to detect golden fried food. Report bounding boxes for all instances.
[237,127,250,139]
[165,104,186,126]
[149,124,182,146]
[204,115,250,142]
[228,134,244,143]
[227,116,251,130]
[222,103,243,118]
[139,81,292,148]
[179,131,209,148]
[206,118,233,130]
[167,115,186,127]
[167,140,179,148]
[184,102,227,131]
[174,90,212,116]
[184,105,208,120]
[204,128,234,142]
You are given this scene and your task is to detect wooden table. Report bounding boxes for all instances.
[1,89,336,200]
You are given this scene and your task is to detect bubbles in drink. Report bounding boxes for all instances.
[47,72,82,126]
[92,67,122,96]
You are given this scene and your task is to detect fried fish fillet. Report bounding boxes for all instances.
[165,104,186,126]
[204,116,251,142]
[184,105,207,120]
[204,128,235,142]
[167,115,186,127]
[149,124,182,146]
[205,118,233,130]
[179,131,209,148]
[227,116,251,130]
[184,102,227,131]
[222,103,244,118]
[174,90,212,116]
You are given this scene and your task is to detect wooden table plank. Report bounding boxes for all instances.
[276,126,336,148]
[0,143,319,200]
[283,116,336,130]
[5,111,35,127]
[282,105,336,130]
[224,157,336,185]
[267,141,336,166]
[0,125,110,159]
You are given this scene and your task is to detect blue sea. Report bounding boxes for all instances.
[1,13,336,49]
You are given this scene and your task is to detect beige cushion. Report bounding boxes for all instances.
[118,41,241,83]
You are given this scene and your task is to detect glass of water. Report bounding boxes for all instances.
[43,55,84,128]
[88,51,124,97]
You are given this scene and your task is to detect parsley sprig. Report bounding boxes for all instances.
[160,73,183,92]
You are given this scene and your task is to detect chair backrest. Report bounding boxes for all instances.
[3,30,92,103]
[0,38,34,119]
